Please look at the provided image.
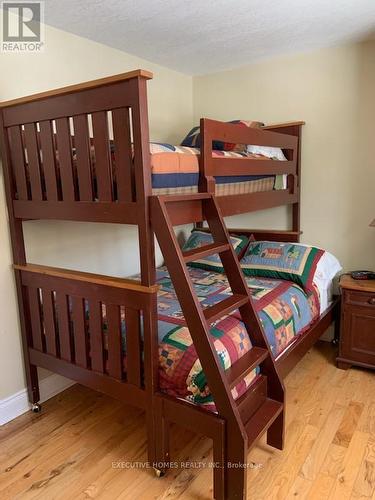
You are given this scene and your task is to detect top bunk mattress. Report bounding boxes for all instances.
[21,141,286,200]
[149,143,286,195]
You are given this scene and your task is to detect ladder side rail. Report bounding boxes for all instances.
[204,197,285,402]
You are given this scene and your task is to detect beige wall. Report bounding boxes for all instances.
[194,42,375,270]
[1,22,374,404]
[0,20,193,400]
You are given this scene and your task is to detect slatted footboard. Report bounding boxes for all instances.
[15,264,159,408]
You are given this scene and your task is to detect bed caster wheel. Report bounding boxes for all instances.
[31,403,41,413]
[153,468,165,478]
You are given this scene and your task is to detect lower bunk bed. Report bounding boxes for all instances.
[15,234,340,500]
[134,264,324,412]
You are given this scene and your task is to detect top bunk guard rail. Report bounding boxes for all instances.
[0,70,303,231]
[0,70,153,225]
[199,118,300,218]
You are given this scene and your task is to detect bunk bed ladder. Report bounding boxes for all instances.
[151,193,285,498]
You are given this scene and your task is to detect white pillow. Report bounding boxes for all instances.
[247,145,287,161]
[297,245,342,313]
[314,251,342,282]
[293,242,342,281]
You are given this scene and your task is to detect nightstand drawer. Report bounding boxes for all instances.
[344,290,375,309]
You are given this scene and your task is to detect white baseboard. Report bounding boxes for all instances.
[0,374,75,426]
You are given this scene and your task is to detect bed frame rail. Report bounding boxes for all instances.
[199,118,300,218]
[14,263,159,406]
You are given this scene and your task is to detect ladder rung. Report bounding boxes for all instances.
[244,398,283,449]
[159,193,212,203]
[183,242,230,263]
[203,294,248,324]
[226,347,268,390]
[236,375,267,424]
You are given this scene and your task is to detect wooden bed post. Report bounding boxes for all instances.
[131,75,155,287]
[195,118,215,229]
[130,75,161,466]
[199,118,216,195]
[0,110,40,406]
[263,121,304,241]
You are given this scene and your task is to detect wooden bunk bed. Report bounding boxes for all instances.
[0,69,340,500]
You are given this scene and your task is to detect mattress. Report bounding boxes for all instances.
[24,142,284,200]
[149,143,285,196]
[120,266,320,412]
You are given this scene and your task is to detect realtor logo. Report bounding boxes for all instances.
[1,1,44,52]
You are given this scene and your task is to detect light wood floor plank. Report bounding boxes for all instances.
[0,342,373,500]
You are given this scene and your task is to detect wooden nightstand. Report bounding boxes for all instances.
[337,275,375,370]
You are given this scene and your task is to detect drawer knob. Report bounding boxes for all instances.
[368,297,375,305]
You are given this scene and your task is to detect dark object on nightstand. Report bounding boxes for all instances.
[351,270,375,280]
[337,275,375,370]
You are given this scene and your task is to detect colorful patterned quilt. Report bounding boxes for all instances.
[129,266,320,411]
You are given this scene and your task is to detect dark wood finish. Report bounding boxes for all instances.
[244,399,283,445]
[125,308,142,386]
[226,348,268,390]
[202,118,298,148]
[41,289,57,356]
[112,107,134,202]
[27,287,43,351]
[8,125,28,200]
[55,117,76,201]
[183,242,230,262]
[88,300,104,373]
[13,200,139,224]
[0,70,336,500]
[29,348,147,407]
[130,76,155,286]
[229,229,302,243]
[218,190,298,218]
[107,304,123,379]
[0,111,40,406]
[24,123,43,200]
[167,190,298,226]
[151,194,286,499]
[14,263,159,293]
[198,227,302,243]
[0,69,153,109]
[2,79,138,126]
[73,114,93,201]
[203,293,248,323]
[236,375,267,423]
[337,276,375,370]
[71,296,89,368]
[14,261,156,406]
[209,158,296,176]
[92,111,113,201]
[39,120,59,201]
[55,291,73,362]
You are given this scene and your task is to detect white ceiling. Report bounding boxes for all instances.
[44,0,375,75]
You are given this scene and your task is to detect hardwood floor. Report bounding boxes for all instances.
[1,341,374,499]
